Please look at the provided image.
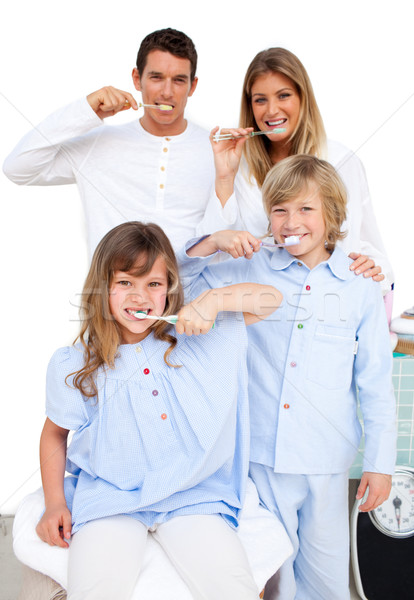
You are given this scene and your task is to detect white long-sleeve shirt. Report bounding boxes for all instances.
[3,98,215,256]
[196,140,394,292]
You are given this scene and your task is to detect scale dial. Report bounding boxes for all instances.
[368,468,414,538]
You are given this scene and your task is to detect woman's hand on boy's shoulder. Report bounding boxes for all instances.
[348,252,384,282]
[356,471,392,512]
[36,503,72,548]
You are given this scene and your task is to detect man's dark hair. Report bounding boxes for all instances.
[136,28,197,81]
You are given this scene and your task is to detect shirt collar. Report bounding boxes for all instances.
[268,246,350,280]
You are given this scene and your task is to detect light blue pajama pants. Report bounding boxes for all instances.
[249,463,350,600]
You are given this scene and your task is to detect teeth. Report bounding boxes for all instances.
[127,309,148,317]
[267,119,285,126]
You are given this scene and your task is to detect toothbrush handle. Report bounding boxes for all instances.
[168,315,215,329]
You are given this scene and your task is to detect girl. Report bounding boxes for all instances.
[36,221,282,600]
[179,155,396,600]
[197,47,394,306]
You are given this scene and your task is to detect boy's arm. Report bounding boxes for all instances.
[356,472,392,512]
[176,283,282,335]
[353,281,397,507]
[36,417,72,548]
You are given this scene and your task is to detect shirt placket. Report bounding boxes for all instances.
[156,137,171,211]
[133,343,175,442]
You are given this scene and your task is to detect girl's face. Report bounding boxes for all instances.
[251,71,300,148]
[109,255,168,344]
[270,182,330,269]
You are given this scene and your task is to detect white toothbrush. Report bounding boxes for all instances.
[213,127,286,142]
[217,235,300,255]
[261,235,300,248]
[133,311,215,329]
[138,102,173,111]
[134,311,179,324]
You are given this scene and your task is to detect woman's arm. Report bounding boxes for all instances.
[36,417,72,548]
[210,127,253,206]
[176,282,282,335]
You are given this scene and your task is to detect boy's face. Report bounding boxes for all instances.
[269,183,330,269]
[132,50,198,136]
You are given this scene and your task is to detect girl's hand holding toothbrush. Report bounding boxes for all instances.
[176,290,218,336]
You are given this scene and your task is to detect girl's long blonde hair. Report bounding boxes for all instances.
[70,222,184,398]
[240,47,327,186]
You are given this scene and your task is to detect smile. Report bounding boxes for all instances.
[265,118,287,128]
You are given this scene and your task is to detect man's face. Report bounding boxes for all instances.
[132,50,198,136]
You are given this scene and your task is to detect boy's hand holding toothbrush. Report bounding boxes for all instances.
[187,230,299,260]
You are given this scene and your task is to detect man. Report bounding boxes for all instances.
[3,28,215,255]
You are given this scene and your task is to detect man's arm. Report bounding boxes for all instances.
[3,87,137,186]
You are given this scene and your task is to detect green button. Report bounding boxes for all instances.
[298,324,303,329]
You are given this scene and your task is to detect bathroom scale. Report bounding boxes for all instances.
[350,467,414,599]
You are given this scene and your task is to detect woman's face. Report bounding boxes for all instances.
[250,71,301,148]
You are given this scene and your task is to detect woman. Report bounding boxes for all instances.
[198,47,394,298]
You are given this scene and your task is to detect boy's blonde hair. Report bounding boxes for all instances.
[240,47,327,187]
[262,154,347,252]
[70,222,183,398]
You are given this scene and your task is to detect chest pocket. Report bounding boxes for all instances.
[306,324,357,390]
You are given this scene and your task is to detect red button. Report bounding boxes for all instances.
[290,361,297,367]
[283,404,290,409]
[152,390,158,396]
[161,413,167,420]
[143,368,150,375]
[306,285,311,291]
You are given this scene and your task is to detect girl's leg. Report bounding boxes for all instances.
[153,514,260,599]
[67,515,148,600]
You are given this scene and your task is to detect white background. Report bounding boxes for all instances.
[1,0,413,513]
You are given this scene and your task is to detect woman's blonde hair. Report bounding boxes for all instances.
[69,222,184,398]
[240,47,327,186]
[262,155,347,252]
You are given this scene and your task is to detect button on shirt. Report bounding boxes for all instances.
[178,243,396,476]
[45,313,249,533]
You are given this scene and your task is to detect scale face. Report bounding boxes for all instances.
[368,468,414,538]
[351,467,414,600]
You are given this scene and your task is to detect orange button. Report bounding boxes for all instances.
[161,413,167,420]
[283,404,290,409]
[163,147,168,153]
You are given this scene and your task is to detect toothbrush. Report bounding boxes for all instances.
[217,235,300,254]
[261,235,300,248]
[134,311,215,329]
[134,311,179,324]
[138,102,173,111]
[213,128,286,142]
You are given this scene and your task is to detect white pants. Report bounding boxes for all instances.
[67,514,260,600]
[249,464,350,600]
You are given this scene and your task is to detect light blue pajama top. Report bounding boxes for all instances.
[178,243,397,476]
[46,312,249,534]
